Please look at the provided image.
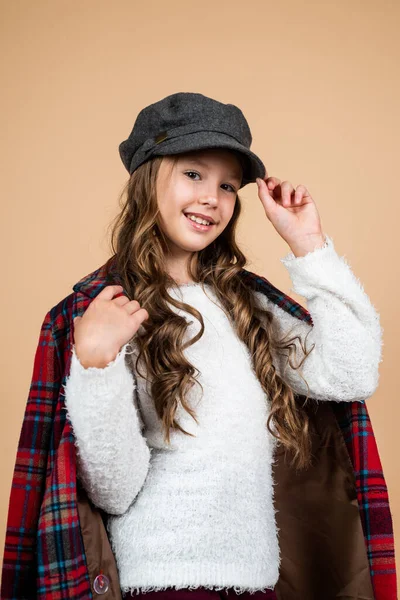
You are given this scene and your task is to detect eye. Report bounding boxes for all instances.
[221,183,237,193]
[184,171,201,181]
[184,171,237,193]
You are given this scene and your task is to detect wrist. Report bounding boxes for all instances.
[288,233,327,258]
[74,344,118,369]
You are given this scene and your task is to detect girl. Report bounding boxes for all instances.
[63,92,382,599]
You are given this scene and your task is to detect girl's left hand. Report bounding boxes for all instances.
[256,177,324,250]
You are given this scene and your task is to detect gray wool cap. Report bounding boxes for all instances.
[118,92,266,188]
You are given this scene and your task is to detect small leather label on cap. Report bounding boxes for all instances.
[154,131,168,144]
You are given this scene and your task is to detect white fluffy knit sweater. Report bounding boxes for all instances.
[63,234,383,595]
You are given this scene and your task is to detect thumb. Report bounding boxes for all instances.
[256,178,278,217]
[73,316,82,325]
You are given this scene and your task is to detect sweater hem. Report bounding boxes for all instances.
[119,563,279,596]
[123,583,276,596]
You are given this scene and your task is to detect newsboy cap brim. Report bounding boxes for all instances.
[120,131,266,189]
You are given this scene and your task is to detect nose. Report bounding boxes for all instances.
[198,194,218,207]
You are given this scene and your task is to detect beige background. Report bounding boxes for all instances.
[1,0,399,590]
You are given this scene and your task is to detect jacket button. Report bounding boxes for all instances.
[93,573,110,594]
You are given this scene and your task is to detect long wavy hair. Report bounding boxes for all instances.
[104,153,316,470]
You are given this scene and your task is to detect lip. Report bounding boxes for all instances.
[183,212,216,224]
[183,213,215,232]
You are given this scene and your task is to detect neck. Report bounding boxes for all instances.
[165,250,198,285]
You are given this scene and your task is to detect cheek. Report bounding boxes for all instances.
[157,199,186,233]
[157,195,178,220]
[223,199,237,222]
[159,188,188,218]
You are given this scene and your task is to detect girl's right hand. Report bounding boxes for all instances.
[72,285,149,369]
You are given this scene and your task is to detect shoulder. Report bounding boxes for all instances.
[239,268,312,327]
[48,256,118,333]
[47,291,91,336]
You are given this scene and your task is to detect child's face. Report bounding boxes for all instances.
[156,148,243,261]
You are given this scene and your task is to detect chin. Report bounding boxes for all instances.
[162,226,220,252]
[179,240,211,252]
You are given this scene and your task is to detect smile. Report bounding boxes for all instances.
[184,213,215,232]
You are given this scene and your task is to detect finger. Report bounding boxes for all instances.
[262,178,284,203]
[124,300,143,315]
[281,181,295,206]
[130,307,150,326]
[113,296,144,316]
[96,285,124,301]
[256,178,280,215]
[258,178,280,199]
[294,184,307,204]
[266,177,281,191]
[113,295,132,307]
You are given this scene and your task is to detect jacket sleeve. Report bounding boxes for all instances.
[254,234,384,402]
[1,310,61,600]
[63,343,151,516]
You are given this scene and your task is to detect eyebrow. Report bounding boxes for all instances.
[184,157,242,182]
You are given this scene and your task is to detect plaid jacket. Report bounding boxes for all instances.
[1,259,397,599]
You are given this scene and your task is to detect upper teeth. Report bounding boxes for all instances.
[186,214,212,225]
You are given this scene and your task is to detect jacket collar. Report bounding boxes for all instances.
[73,257,122,299]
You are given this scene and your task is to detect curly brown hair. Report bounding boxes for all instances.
[104,154,316,470]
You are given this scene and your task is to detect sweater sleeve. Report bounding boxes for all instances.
[63,342,151,515]
[254,234,383,402]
